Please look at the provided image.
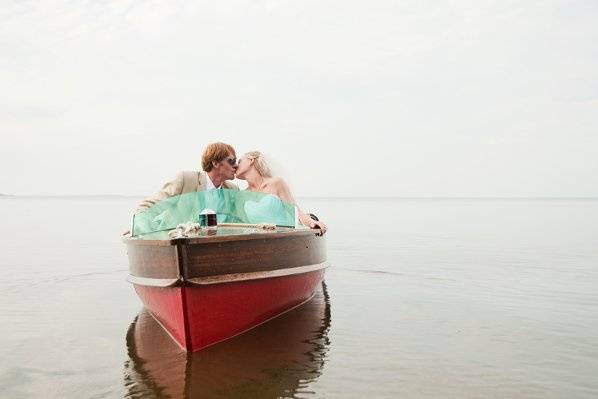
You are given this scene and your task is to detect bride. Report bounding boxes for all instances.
[234,151,327,234]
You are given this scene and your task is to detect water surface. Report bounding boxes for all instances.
[1,198,597,398]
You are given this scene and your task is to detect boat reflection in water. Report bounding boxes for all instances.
[124,282,331,398]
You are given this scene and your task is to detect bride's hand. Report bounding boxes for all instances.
[308,219,327,235]
[299,211,327,235]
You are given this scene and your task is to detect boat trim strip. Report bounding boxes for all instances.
[186,262,329,285]
[126,275,180,287]
[127,262,329,287]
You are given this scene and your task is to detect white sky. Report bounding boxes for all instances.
[1,0,597,197]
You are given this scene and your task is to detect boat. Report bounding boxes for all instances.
[123,189,327,352]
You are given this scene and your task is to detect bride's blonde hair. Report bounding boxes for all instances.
[245,151,272,177]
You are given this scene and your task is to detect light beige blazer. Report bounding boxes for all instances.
[135,171,239,213]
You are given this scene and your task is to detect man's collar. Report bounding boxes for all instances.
[206,173,222,189]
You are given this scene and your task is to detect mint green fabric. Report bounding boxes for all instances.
[132,189,295,236]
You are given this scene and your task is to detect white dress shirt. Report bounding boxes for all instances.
[205,174,221,190]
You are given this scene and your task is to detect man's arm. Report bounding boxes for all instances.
[135,172,185,213]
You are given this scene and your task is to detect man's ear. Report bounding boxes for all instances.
[212,160,219,168]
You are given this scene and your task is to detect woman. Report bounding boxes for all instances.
[235,151,327,234]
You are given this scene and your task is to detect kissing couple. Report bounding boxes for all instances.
[135,142,327,234]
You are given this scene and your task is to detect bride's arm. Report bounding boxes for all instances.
[272,178,327,234]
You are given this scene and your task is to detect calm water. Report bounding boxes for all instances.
[1,198,597,398]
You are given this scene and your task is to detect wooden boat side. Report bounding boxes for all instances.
[180,233,326,279]
[126,244,180,279]
[125,229,326,285]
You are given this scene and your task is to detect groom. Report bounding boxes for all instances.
[135,142,239,213]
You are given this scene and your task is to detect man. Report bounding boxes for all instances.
[135,142,239,213]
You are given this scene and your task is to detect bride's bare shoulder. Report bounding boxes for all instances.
[265,176,294,203]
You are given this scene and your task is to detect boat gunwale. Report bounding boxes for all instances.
[123,228,323,246]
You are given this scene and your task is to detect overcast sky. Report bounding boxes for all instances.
[1,0,597,197]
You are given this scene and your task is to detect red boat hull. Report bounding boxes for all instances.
[134,269,325,351]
